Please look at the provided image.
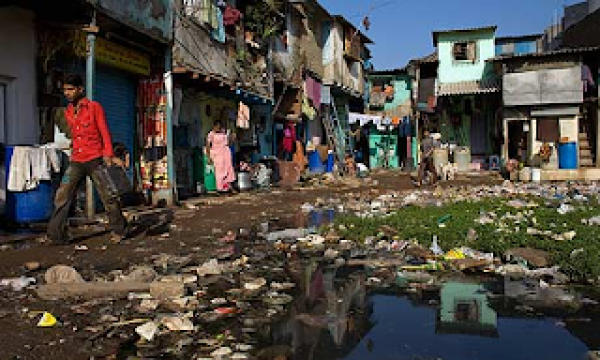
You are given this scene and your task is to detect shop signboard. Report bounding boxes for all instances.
[74,33,151,76]
[87,0,173,42]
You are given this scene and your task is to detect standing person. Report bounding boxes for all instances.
[417,130,438,186]
[282,122,296,161]
[206,120,235,192]
[47,74,128,244]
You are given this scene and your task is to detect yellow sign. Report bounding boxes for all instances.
[75,33,151,76]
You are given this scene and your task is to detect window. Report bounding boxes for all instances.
[536,118,559,142]
[453,41,477,62]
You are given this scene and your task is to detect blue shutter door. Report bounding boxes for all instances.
[94,66,137,178]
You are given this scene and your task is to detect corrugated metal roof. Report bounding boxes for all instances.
[437,78,501,96]
[490,46,600,62]
[433,26,497,46]
[496,34,544,43]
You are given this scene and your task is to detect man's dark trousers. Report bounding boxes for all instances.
[47,158,127,243]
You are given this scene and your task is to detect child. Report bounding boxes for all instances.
[113,143,130,170]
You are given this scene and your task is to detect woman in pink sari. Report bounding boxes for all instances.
[206,121,235,192]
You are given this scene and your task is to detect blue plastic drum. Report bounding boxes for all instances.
[308,151,325,174]
[558,142,578,169]
[5,146,54,223]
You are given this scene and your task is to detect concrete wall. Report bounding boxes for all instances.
[437,29,496,84]
[0,7,38,146]
[0,7,39,215]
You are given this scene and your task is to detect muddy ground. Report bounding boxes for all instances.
[0,171,499,359]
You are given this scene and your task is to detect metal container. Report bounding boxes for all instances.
[237,172,252,191]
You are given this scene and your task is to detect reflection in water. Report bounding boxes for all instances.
[437,282,498,337]
[271,262,372,360]
[271,269,598,360]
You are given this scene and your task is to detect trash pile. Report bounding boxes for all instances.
[2,180,600,359]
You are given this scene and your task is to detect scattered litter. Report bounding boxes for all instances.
[0,276,36,291]
[37,312,58,327]
[135,321,159,341]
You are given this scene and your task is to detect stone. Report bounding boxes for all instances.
[24,261,41,271]
[44,265,86,284]
[505,248,551,268]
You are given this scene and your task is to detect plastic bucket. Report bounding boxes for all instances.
[203,155,217,192]
[325,153,334,173]
[531,168,542,182]
[519,167,531,182]
[455,147,471,172]
[433,148,448,173]
[5,146,54,223]
[559,142,578,169]
[308,151,325,174]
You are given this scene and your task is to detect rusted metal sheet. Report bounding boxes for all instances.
[87,0,173,42]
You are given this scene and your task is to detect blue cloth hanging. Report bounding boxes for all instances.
[211,6,225,43]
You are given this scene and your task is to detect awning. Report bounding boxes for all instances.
[438,78,501,96]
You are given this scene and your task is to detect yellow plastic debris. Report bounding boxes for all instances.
[444,249,466,261]
[37,312,57,327]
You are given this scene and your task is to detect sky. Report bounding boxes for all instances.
[319,0,581,70]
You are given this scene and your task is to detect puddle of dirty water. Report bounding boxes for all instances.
[268,265,600,360]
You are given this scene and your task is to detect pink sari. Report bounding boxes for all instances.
[208,131,235,191]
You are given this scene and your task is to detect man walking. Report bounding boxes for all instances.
[417,130,438,186]
[47,74,127,244]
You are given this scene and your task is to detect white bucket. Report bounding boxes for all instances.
[433,148,449,174]
[531,168,542,182]
[455,147,471,172]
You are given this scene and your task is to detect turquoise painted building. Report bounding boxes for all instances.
[435,27,497,84]
[433,26,502,158]
[366,69,415,169]
[367,70,412,116]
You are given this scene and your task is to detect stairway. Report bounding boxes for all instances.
[579,132,595,168]
[323,96,348,175]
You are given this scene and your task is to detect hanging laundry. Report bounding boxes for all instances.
[211,6,226,43]
[582,64,596,92]
[222,5,242,26]
[313,78,321,106]
[349,113,362,125]
[8,146,61,192]
[237,102,250,129]
[302,96,317,121]
[304,76,315,104]
[321,84,331,105]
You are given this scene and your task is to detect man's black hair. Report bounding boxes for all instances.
[63,74,84,87]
